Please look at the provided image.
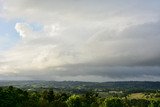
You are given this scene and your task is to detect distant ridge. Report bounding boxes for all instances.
[0,81,160,90]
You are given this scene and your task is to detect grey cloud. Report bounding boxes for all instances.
[3,0,160,23]
[83,21,160,67]
[11,63,160,81]
[2,20,160,81]
[1,0,160,81]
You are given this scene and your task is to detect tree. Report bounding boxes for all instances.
[66,95,82,107]
[83,91,98,107]
[104,98,124,107]
[43,89,55,103]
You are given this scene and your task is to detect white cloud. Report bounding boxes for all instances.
[15,23,32,38]
[44,24,60,36]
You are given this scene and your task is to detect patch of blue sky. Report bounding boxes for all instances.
[29,22,43,32]
[0,18,43,51]
[0,18,20,51]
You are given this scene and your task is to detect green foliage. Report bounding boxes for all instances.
[127,99,150,107]
[43,89,55,102]
[0,86,160,107]
[148,100,160,107]
[82,91,99,107]
[104,98,124,107]
[66,95,82,107]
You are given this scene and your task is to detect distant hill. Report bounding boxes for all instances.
[0,81,160,91]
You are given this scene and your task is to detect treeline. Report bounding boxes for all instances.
[1,81,160,91]
[0,86,160,107]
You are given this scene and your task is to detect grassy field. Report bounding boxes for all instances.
[127,93,145,99]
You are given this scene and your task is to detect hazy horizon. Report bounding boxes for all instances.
[0,0,160,82]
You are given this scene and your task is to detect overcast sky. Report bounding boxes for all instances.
[0,0,160,81]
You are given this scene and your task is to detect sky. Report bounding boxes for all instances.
[0,0,160,81]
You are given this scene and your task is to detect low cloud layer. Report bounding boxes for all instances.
[0,0,160,81]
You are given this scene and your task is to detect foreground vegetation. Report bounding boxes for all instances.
[0,86,160,107]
